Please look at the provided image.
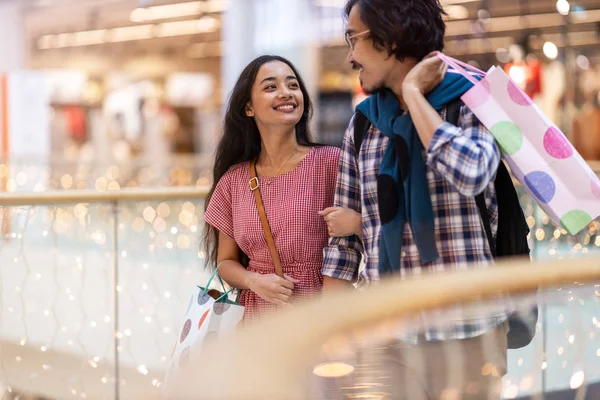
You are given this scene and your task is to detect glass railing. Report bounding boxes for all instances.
[166,260,600,400]
[0,164,599,399]
[0,154,214,192]
[0,188,211,399]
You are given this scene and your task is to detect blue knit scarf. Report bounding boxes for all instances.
[356,73,475,275]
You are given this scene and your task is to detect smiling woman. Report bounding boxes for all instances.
[202,55,342,323]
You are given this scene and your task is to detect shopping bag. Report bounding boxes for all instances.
[164,264,244,389]
[439,54,600,235]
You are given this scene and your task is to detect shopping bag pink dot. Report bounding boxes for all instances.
[543,126,573,159]
[507,80,533,106]
[462,79,491,109]
[524,171,556,204]
[490,121,524,155]
[561,210,592,236]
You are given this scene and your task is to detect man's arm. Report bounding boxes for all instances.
[425,104,500,196]
[321,117,364,292]
[402,53,500,196]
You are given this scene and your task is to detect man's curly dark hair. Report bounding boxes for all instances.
[344,0,446,62]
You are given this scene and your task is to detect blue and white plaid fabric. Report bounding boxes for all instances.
[322,104,510,342]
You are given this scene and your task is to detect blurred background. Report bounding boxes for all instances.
[0,1,599,399]
[0,0,599,189]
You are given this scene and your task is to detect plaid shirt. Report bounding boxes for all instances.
[322,104,510,342]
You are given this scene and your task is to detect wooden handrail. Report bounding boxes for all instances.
[167,257,600,399]
[0,186,208,206]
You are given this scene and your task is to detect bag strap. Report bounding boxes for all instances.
[445,97,497,257]
[475,194,497,257]
[249,160,284,278]
[353,110,371,159]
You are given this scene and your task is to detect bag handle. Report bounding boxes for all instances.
[249,160,284,278]
[202,259,229,297]
[437,53,485,85]
[202,260,239,303]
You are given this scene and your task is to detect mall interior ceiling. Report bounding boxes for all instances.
[22,0,600,77]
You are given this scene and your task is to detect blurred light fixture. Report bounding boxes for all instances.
[186,41,222,58]
[37,17,220,50]
[543,41,558,59]
[556,0,570,16]
[570,370,585,389]
[508,65,526,86]
[576,55,590,70]
[313,362,354,378]
[314,0,346,7]
[477,9,492,23]
[445,5,469,20]
[130,0,228,23]
[442,0,480,3]
[495,47,510,63]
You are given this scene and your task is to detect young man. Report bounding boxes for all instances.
[321,0,509,398]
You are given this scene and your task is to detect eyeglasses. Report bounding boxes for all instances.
[345,29,370,50]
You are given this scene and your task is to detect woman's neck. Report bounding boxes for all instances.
[257,126,298,168]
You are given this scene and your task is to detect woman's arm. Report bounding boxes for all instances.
[217,232,299,306]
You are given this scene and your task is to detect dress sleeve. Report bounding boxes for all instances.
[204,171,235,239]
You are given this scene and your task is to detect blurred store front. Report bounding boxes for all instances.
[0,0,597,170]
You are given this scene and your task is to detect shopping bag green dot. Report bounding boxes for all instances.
[491,121,523,156]
[560,210,592,235]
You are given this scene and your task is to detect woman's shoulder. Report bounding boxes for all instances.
[313,145,341,162]
[217,161,250,185]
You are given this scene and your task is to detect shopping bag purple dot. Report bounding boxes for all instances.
[198,292,212,305]
[213,302,231,316]
[524,171,556,204]
[180,319,191,343]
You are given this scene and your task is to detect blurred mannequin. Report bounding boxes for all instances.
[503,44,542,99]
[571,90,600,161]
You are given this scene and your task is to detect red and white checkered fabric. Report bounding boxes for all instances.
[204,146,340,322]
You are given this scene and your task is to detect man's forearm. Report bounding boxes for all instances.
[402,85,444,149]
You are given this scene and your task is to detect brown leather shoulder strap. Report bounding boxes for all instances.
[249,160,284,278]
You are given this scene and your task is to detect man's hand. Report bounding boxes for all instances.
[402,51,448,97]
[319,207,362,238]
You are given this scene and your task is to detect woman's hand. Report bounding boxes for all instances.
[247,273,300,306]
[319,207,362,237]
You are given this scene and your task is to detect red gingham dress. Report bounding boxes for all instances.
[204,146,340,322]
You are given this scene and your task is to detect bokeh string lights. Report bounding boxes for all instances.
[0,174,597,399]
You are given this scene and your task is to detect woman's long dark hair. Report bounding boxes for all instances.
[203,55,315,268]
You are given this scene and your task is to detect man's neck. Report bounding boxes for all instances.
[388,58,419,109]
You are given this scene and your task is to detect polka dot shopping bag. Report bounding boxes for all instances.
[163,263,244,393]
[439,54,600,235]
